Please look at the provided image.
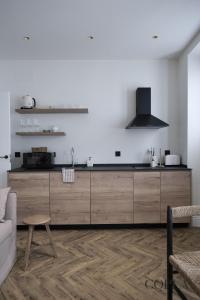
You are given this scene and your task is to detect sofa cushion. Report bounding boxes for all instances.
[0,187,10,221]
[0,220,12,245]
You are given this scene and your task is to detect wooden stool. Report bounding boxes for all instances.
[23,214,57,271]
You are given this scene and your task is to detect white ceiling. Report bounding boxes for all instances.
[0,0,200,60]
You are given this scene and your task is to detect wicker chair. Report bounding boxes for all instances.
[167,205,200,300]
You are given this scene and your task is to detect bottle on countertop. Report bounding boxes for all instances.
[149,147,158,167]
[87,157,94,167]
[151,155,158,167]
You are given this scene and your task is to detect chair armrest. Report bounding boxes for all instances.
[172,205,200,218]
[5,192,17,226]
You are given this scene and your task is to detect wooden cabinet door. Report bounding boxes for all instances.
[134,172,160,223]
[91,172,134,224]
[8,172,50,225]
[50,172,90,224]
[161,171,191,223]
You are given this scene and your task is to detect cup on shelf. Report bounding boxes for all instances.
[26,119,33,132]
[51,125,59,132]
[19,119,26,132]
[33,119,40,132]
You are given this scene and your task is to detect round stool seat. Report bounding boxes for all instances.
[23,214,50,225]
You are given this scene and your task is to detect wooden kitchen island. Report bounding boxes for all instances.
[8,165,191,225]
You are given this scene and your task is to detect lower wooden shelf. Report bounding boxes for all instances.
[16,131,66,136]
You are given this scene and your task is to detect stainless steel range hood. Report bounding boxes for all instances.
[126,87,169,129]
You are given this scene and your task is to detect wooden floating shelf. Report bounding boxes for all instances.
[15,108,88,114]
[16,132,66,136]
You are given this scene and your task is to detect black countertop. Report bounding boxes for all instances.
[9,164,191,172]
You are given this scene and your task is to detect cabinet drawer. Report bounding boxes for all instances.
[134,172,160,223]
[91,172,134,224]
[161,171,191,223]
[50,172,90,224]
[8,172,50,225]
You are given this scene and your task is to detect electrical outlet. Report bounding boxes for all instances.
[115,151,121,157]
[15,152,21,158]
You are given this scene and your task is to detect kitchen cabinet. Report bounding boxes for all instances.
[8,172,50,225]
[160,171,191,223]
[134,172,160,223]
[91,172,134,224]
[50,172,90,224]
[8,169,191,225]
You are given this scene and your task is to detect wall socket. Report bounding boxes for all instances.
[115,151,121,157]
[15,152,21,158]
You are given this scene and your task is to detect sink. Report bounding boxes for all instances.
[75,165,87,169]
[134,166,144,169]
[132,165,150,169]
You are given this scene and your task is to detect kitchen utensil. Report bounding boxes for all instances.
[152,155,158,164]
[22,95,36,109]
[87,157,94,167]
[165,155,180,166]
[151,160,158,168]
[151,155,158,167]
[51,126,59,132]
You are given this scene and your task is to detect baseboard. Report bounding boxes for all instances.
[17,223,189,230]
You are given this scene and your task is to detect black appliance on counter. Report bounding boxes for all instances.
[23,152,55,169]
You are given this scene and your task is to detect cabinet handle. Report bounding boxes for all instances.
[0,155,9,159]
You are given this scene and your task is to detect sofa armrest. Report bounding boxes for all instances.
[5,192,17,226]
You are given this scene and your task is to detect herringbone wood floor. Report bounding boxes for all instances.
[0,228,200,300]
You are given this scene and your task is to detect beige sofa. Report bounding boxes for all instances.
[0,192,16,286]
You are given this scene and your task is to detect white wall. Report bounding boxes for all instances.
[177,55,188,163]
[0,59,179,167]
[177,30,200,164]
[188,55,200,190]
[188,54,200,225]
[177,30,200,227]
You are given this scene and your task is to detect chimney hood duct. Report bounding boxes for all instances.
[126,87,169,129]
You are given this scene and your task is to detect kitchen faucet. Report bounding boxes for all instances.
[71,147,75,167]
